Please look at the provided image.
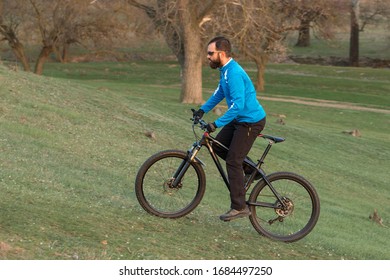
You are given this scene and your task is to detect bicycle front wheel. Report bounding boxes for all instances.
[135,150,206,218]
[248,172,320,242]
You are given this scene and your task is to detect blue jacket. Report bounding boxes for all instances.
[201,59,266,128]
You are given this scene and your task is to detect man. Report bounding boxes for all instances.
[193,36,266,222]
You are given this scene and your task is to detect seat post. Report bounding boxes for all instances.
[257,142,273,168]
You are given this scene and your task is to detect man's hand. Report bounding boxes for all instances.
[206,122,217,133]
[192,109,204,124]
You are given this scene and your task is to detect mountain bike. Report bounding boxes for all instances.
[135,112,320,242]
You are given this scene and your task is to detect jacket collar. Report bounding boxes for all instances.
[220,58,233,71]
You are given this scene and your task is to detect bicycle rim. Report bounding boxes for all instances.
[249,172,320,242]
[135,150,206,218]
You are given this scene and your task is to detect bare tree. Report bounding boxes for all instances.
[127,0,218,104]
[0,0,31,71]
[30,0,124,74]
[292,0,346,47]
[57,0,128,63]
[1,0,127,74]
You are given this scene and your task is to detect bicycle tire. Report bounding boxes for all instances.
[248,172,320,242]
[135,150,206,218]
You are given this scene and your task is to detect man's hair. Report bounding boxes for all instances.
[208,36,232,57]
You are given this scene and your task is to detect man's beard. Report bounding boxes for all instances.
[209,58,222,69]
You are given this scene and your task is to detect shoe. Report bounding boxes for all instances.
[219,206,251,222]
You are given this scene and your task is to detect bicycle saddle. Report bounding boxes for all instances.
[258,134,285,143]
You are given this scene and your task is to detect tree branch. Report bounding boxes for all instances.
[29,0,46,41]
[127,0,156,19]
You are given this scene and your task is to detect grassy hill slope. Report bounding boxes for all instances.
[0,62,389,259]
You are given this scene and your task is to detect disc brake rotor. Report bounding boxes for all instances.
[275,197,294,217]
[163,178,182,192]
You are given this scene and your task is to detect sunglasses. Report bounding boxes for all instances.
[207,51,222,56]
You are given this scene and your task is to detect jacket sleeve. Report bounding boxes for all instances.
[214,72,245,127]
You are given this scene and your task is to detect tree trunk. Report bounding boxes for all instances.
[61,43,70,63]
[180,40,203,104]
[0,24,31,71]
[11,41,31,71]
[254,54,268,92]
[296,19,311,47]
[34,46,53,75]
[177,0,203,104]
[349,0,360,67]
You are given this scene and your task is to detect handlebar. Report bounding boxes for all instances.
[191,117,208,131]
[190,116,209,142]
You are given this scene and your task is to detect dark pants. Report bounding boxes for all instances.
[214,118,266,210]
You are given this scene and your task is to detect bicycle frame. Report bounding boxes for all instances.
[173,129,288,209]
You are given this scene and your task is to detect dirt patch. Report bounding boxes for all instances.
[0,241,24,257]
[261,96,390,114]
[289,55,390,68]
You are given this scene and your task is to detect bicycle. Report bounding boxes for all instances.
[135,112,320,242]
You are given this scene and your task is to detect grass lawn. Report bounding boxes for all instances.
[0,59,389,260]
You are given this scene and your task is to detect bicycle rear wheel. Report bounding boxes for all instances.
[135,150,206,218]
[248,172,320,242]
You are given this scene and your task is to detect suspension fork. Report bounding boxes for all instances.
[171,141,203,187]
